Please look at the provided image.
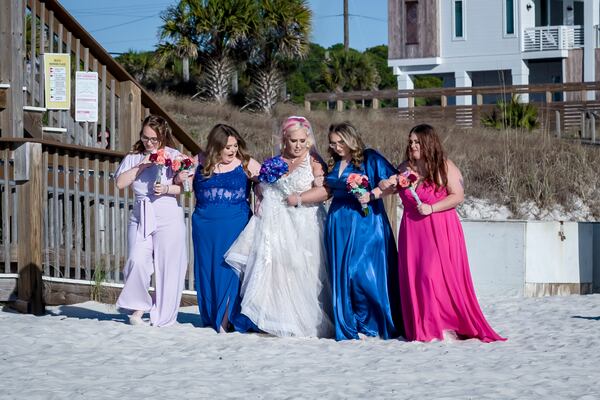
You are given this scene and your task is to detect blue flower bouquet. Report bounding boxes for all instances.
[258,156,289,183]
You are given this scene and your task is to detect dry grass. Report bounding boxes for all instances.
[155,92,600,219]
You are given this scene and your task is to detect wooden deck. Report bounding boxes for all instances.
[0,0,200,314]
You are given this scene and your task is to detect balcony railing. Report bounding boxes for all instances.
[523,25,583,52]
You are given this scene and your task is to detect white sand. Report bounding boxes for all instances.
[2,295,600,399]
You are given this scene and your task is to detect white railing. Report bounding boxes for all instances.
[523,25,583,52]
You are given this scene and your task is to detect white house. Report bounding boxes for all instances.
[387,0,600,105]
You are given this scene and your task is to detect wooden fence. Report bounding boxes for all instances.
[305,82,600,140]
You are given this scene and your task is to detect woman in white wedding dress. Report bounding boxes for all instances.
[225,116,334,338]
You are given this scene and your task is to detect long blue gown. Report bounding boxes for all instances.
[325,149,402,340]
[192,164,255,332]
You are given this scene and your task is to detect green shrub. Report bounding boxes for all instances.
[482,95,539,131]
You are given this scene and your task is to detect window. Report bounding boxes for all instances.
[453,0,464,39]
[405,1,419,44]
[505,0,515,35]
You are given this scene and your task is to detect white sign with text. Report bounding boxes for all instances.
[75,71,98,122]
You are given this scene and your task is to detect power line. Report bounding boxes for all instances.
[315,13,386,22]
[102,36,158,45]
[68,3,169,13]
[74,11,161,18]
[89,14,160,33]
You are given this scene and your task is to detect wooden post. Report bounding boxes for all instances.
[0,0,25,138]
[555,110,561,138]
[14,142,44,315]
[372,98,380,109]
[118,81,142,152]
[304,100,311,112]
[336,100,344,112]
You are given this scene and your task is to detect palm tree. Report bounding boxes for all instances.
[190,0,258,104]
[158,1,198,83]
[116,51,155,84]
[247,0,312,113]
[322,49,379,92]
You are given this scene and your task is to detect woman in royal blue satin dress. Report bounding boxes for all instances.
[324,122,402,341]
[184,124,260,333]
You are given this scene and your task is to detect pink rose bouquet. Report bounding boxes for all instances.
[171,155,195,196]
[149,149,172,184]
[398,170,422,205]
[346,173,370,216]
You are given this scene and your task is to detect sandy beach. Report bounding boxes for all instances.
[1,294,599,399]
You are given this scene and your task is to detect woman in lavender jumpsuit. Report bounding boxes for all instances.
[115,115,187,327]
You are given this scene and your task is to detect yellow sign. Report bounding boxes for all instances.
[44,53,71,110]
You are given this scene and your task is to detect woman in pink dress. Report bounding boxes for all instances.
[115,115,188,327]
[382,124,505,342]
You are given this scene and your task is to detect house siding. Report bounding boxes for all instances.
[439,0,522,59]
[388,0,439,59]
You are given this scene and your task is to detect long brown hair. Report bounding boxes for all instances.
[202,124,251,177]
[132,115,175,154]
[327,122,365,171]
[406,124,448,187]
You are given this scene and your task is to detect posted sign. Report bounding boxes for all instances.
[75,71,98,122]
[43,53,70,110]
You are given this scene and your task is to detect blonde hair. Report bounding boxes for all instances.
[279,116,317,154]
[327,122,365,171]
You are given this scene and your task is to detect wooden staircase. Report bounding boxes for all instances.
[0,0,202,315]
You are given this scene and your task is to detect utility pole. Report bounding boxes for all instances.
[344,0,349,51]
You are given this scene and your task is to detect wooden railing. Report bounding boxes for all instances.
[304,82,600,137]
[0,140,196,303]
[2,0,200,154]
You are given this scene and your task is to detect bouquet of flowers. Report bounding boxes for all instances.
[346,173,370,216]
[171,155,195,196]
[398,169,422,205]
[258,156,289,183]
[149,149,172,184]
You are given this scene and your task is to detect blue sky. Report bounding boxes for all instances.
[59,0,388,54]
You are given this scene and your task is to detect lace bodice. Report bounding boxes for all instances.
[261,154,315,201]
[193,164,251,208]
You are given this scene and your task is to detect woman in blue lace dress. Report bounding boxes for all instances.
[184,124,261,333]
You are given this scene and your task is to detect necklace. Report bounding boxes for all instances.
[215,162,228,172]
[284,151,306,166]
